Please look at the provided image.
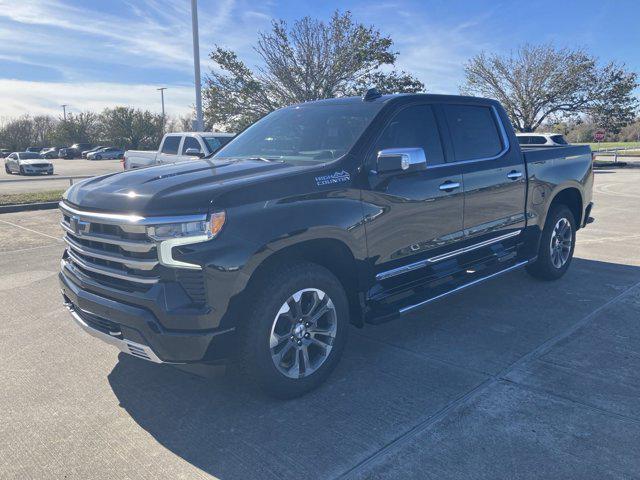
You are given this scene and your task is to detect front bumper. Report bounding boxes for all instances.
[22,165,53,174]
[59,266,236,364]
[64,301,164,363]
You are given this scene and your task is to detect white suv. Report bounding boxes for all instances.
[516,133,569,147]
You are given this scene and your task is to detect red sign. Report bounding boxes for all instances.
[593,130,606,141]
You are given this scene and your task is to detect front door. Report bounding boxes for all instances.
[441,103,526,240]
[362,104,464,287]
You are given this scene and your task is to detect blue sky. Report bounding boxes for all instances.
[0,0,638,118]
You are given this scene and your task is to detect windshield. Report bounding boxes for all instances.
[203,136,233,153]
[214,101,383,164]
[19,152,41,159]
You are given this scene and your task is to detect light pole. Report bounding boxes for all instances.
[157,87,167,132]
[61,104,68,121]
[191,0,204,131]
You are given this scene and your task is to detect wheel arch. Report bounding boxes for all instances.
[549,187,583,228]
[241,238,366,327]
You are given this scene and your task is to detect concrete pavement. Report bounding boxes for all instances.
[0,169,639,479]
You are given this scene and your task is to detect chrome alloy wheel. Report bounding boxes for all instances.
[550,217,572,268]
[269,288,337,379]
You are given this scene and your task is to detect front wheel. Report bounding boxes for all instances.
[526,205,576,280]
[19,165,25,175]
[93,154,101,160]
[238,262,349,398]
[4,164,10,174]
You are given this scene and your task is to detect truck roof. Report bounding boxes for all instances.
[289,93,501,108]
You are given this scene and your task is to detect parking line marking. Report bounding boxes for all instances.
[0,219,63,241]
[1,243,62,254]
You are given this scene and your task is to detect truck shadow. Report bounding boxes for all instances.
[108,257,640,480]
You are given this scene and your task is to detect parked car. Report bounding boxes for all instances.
[59,91,593,398]
[26,146,41,153]
[0,149,10,158]
[87,147,124,160]
[5,152,53,175]
[81,146,106,158]
[40,147,63,159]
[516,133,569,147]
[59,143,93,159]
[123,132,235,170]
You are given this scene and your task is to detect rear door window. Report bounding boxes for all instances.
[529,136,547,145]
[161,136,181,155]
[551,135,568,145]
[182,136,201,154]
[373,105,445,165]
[443,105,503,161]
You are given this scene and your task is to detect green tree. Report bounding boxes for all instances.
[99,107,163,149]
[462,44,638,132]
[54,112,99,145]
[204,10,425,131]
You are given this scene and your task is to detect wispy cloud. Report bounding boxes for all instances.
[0,79,195,118]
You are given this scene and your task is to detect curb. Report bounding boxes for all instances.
[0,201,60,214]
[594,161,628,168]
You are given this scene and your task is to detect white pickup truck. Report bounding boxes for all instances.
[123,132,235,170]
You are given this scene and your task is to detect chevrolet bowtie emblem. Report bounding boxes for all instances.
[69,216,90,236]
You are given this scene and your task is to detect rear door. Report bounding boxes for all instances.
[156,135,182,165]
[441,103,526,241]
[180,136,204,161]
[362,103,465,286]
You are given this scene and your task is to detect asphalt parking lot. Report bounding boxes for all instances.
[1,157,120,193]
[1,168,640,480]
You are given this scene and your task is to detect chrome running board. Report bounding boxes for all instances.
[399,260,529,315]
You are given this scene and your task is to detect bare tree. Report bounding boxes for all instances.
[462,44,638,132]
[204,10,425,131]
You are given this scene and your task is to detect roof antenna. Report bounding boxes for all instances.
[362,87,382,101]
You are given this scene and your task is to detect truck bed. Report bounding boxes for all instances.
[522,145,592,164]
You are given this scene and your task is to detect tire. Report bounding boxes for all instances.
[19,166,25,175]
[4,164,10,174]
[94,154,102,160]
[238,261,349,398]
[526,205,576,280]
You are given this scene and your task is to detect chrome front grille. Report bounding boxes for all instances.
[60,203,160,286]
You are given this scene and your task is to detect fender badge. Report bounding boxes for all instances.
[315,170,350,186]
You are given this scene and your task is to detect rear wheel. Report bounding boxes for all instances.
[526,205,576,280]
[238,262,349,398]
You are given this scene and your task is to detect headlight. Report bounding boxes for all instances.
[147,211,226,270]
[146,212,226,241]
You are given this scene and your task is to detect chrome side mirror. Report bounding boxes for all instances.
[376,147,427,173]
[185,148,204,158]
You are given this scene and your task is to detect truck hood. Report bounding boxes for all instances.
[63,158,308,216]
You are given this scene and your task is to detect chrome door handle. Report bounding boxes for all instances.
[507,171,523,180]
[439,181,461,191]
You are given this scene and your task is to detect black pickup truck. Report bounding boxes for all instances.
[59,91,593,398]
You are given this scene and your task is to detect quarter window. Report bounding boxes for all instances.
[373,105,445,165]
[161,136,181,155]
[444,105,503,161]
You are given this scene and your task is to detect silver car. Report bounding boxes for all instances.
[4,152,54,175]
[87,147,124,160]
